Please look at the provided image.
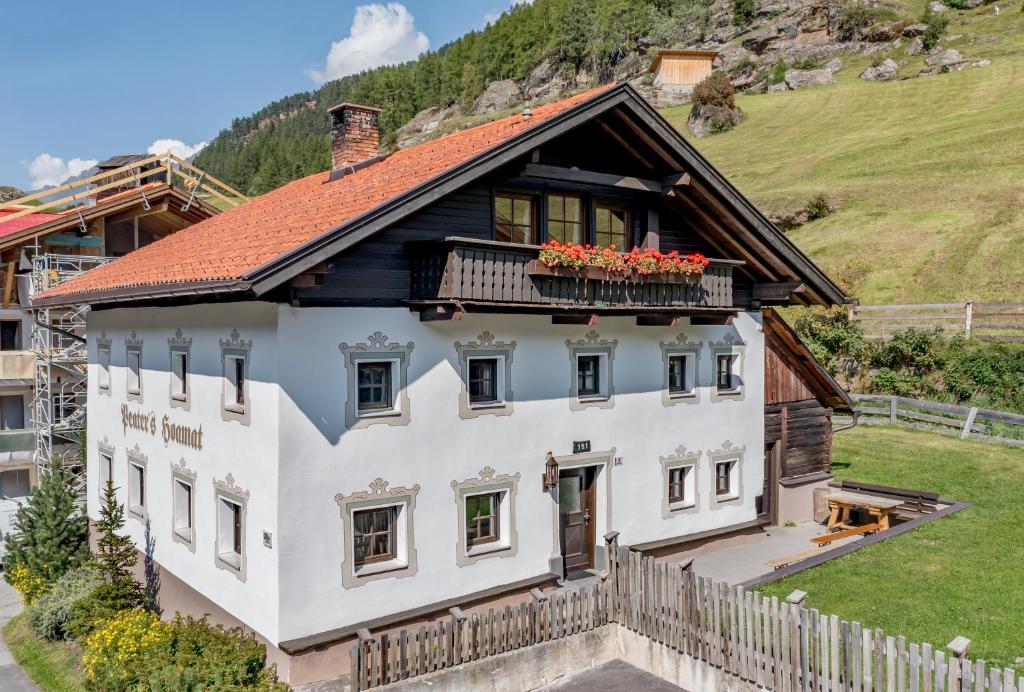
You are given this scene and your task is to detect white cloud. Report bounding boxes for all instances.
[147,138,209,159]
[308,3,429,84]
[25,153,98,190]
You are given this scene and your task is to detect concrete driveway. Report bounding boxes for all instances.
[0,579,38,691]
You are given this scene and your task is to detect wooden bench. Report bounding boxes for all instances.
[811,523,880,546]
[765,548,826,569]
[824,491,902,532]
[833,480,940,515]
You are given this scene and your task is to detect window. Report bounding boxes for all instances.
[224,355,246,410]
[494,194,535,244]
[98,346,111,391]
[716,461,733,497]
[128,461,145,516]
[0,395,24,430]
[127,350,142,395]
[98,451,113,499]
[353,506,397,566]
[668,355,688,395]
[173,479,193,543]
[0,469,29,499]
[577,355,601,397]
[217,497,244,569]
[716,354,734,392]
[468,357,499,405]
[465,492,499,547]
[546,193,583,245]
[171,351,188,401]
[668,466,687,505]
[357,362,392,412]
[0,321,20,351]
[594,204,630,250]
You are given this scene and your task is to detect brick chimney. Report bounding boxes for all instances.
[329,103,381,172]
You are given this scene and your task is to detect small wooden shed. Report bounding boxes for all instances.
[649,50,719,88]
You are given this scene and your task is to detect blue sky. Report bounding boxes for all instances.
[0,1,518,190]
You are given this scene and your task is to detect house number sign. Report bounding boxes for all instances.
[120,403,204,451]
[573,440,591,454]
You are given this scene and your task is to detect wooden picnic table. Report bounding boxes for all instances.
[811,491,903,546]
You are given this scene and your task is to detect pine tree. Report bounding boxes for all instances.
[3,460,89,587]
[94,479,138,585]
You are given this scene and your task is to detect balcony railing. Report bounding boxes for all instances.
[410,237,741,312]
[0,351,34,381]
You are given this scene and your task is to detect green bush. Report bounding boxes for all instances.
[25,565,104,641]
[733,0,756,27]
[921,9,948,50]
[692,72,736,109]
[770,59,788,85]
[138,616,286,691]
[806,193,833,220]
[793,307,867,385]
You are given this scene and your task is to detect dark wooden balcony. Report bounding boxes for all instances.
[409,237,742,319]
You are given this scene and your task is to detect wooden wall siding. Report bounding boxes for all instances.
[765,400,833,479]
[658,202,718,256]
[656,56,715,86]
[765,339,817,405]
[291,187,493,305]
[411,238,736,309]
[353,545,1018,691]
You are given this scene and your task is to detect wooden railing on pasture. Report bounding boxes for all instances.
[850,302,1024,342]
[351,542,1021,690]
[838,394,1024,448]
[0,152,246,225]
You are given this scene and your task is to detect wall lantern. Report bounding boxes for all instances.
[543,452,559,492]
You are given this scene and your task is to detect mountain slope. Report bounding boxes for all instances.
[668,4,1024,304]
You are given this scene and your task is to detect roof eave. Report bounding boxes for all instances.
[31,278,253,309]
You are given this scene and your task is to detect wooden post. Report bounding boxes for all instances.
[890,396,898,424]
[964,301,973,338]
[2,261,14,308]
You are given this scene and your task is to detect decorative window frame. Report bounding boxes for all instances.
[455,332,516,419]
[97,436,115,502]
[451,466,520,566]
[335,478,420,589]
[96,332,112,395]
[171,459,197,552]
[125,331,143,402]
[213,474,249,581]
[220,329,252,425]
[168,329,192,411]
[659,445,701,518]
[659,334,703,406]
[125,443,147,521]
[566,330,618,410]
[710,334,747,402]
[709,440,745,509]
[340,332,414,429]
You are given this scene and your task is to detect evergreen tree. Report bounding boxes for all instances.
[3,460,89,587]
[94,479,138,586]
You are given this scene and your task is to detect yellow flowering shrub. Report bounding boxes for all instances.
[8,563,48,604]
[82,608,170,689]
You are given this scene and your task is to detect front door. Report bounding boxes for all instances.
[559,467,595,574]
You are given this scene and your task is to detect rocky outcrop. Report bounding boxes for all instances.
[906,36,925,56]
[523,61,568,101]
[687,105,743,138]
[396,104,462,149]
[784,67,834,89]
[925,48,962,66]
[472,80,522,115]
[0,186,25,203]
[823,58,844,73]
[902,23,928,37]
[928,1,947,12]
[860,58,900,81]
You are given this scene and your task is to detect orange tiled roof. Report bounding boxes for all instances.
[39,85,617,302]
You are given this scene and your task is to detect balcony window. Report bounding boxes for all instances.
[494,193,535,244]
[0,321,20,351]
[0,395,24,430]
[594,204,630,250]
[546,193,583,245]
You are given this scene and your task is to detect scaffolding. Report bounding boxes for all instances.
[30,254,113,496]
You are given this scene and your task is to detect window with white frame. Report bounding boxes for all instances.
[217,497,244,569]
[173,478,194,543]
[455,332,516,419]
[171,352,188,399]
[340,333,414,429]
[224,355,246,409]
[709,441,745,507]
[98,450,113,499]
[566,331,617,410]
[98,345,111,391]
[128,460,146,517]
[710,335,745,402]
[716,460,736,498]
[658,446,700,518]
[716,354,735,392]
[356,361,394,413]
[220,329,252,424]
[451,467,519,566]
[336,478,419,588]
[127,350,142,396]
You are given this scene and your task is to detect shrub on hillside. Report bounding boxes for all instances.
[806,193,834,220]
[733,0,756,27]
[769,59,787,84]
[793,307,867,386]
[82,608,171,689]
[26,565,105,641]
[692,72,736,110]
[921,9,948,51]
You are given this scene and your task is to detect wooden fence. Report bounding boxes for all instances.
[351,543,1021,690]
[839,394,1024,448]
[850,302,1024,342]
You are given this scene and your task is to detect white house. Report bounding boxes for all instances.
[35,83,851,686]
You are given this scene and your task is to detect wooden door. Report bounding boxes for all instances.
[760,440,781,525]
[559,467,595,573]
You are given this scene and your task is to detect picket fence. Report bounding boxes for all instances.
[350,542,1020,691]
[850,302,1024,342]
[842,394,1024,448]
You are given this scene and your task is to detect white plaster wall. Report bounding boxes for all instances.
[275,307,764,641]
[86,303,281,642]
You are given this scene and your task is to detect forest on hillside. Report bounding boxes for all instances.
[193,0,714,195]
